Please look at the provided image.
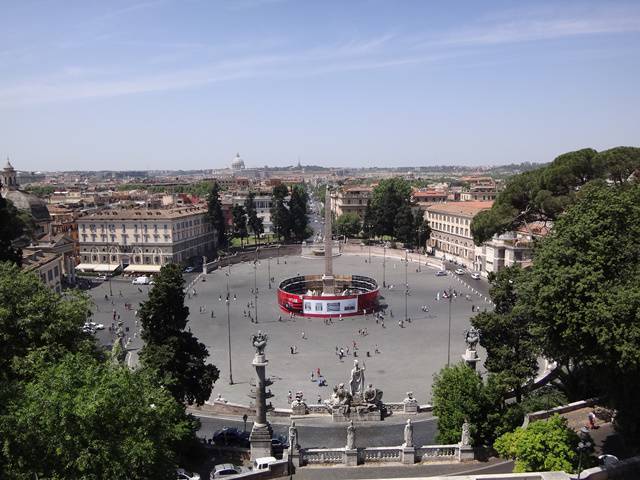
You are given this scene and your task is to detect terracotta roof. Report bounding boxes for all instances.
[425,201,494,217]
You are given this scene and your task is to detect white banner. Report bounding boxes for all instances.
[303,297,358,314]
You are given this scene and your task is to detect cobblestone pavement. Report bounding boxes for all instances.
[87,253,491,408]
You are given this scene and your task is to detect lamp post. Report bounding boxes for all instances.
[226,257,233,385]
[577,426,592,480]
[267,256,272,289]
[404,249,409,323]
[382,243,387,288]
[277,244,280,264]
[254,248,259,324]
[368,241,371,264]
[447,286,453,367]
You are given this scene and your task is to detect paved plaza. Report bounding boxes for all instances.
[89,251,491,409]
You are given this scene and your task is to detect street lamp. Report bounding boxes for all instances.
[226,258,233,385]
[447,286,453,367]
[268,256,272,289]
[368,241,371,264]
[577,426,592,480]
[382,243,387,288]
[404,249,409,323]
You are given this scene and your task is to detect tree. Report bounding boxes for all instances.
[231,204,248,247]
[245,192,264,245]
[471,146,640,244]
[370,178,412,238]
[270,184,291,242]
[415,215,431,251]
[206,181,227,251]
[0,192,23,266]
[471,267,539,403]
[393,203,415,247]
[139,264,218,405]
[431,363,487,445]
[1,352,197,480]
[494,415,586,473]
[0,262,94,384]
[362,200,375,240]
[335,212,361,238]
[288,184,309,241]
[517,181,640,441]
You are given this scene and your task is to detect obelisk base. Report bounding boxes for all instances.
[250,422,273,461]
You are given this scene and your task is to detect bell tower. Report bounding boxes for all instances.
[2,158,18,190]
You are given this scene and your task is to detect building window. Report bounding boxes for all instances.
[47,270,53,281]
[54,266,59,277]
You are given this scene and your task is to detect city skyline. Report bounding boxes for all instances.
[1,0,639,170]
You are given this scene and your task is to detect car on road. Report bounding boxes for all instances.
[183,266,195,273]
[270,435,289,455]
[132,276,151,285]
[212,427,250,448]
[253,456,277,471]
[435,270,448,276]
[177,468,201,480]
[455,268,465,275]
[96,274,108,281]
[470,272,481,280]
[210,464,242,479]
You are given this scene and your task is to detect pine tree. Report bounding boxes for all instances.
[138,264,219,405]
[288,184,309,241]
[231,204,248,247]
[245,192,264,245]
[270,184,291,242]
[394,203,415,247]
[206,181,227,252]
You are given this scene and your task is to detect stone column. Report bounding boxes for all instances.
[249,336,273,460]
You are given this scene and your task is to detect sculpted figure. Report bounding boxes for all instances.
[346,420,356,450]
[288,421,299,452]
[464,327,480,351]
[404,419,414,447]
[349,360,366,396]
[461,420,471,446]
[251,330,268,355]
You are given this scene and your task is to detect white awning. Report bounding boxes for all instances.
[123,264,162,273]
[75,263,120,272]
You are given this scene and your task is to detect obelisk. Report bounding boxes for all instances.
[323,187,336,294]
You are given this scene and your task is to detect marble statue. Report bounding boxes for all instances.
[251,330,268,355]
[346,420,356,450]
[403,419,414,447]
[461,420,471,446]
[464,327,480,351]
[288,421,298,452]
[363,383,383,406]
[349,360,366,396]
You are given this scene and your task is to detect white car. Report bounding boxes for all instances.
[95,323,105,330]
[177,468,200,480]
[435,270,448,277]
[471,272,481,280]
[455,268,465,275]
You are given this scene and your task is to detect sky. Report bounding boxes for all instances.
[1,0,639,171]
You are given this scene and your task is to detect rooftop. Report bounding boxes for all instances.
[80,205,208,220]
[21,249,60,272]
[426,201,494,217]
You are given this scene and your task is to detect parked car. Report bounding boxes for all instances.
[132,276,150,285]
[177,468,201,480]
[96,274,108,281]
[455,268,465,275]
[212,428,250,448]
[253,456,277,471]
[270,435,289,455]
[210,464,242,479]
[470,272,481,280]
[435,270,448,276]
[184,266,195,273]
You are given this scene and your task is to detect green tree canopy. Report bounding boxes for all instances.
[472,266,539,403]
[139,264,219,405]
[231,204,248,247]
[370,178,413,237]
[494,415,585,473]
[1,352,197,480]
[270,184,291,241]
[207,181,227,251]
[471,146,640,244]
[288,184,309,241]
[245,191,264,245]
[517,181,640,440]
[393,203,416,247]
[0,193,24,266]
[335,212,361,237]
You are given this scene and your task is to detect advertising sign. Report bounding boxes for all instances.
[303,297,358,315]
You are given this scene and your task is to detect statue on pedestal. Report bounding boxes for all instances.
[349,360,366,397]
[251,330,268,355]
[460,420,471,446]
[346,420,356,450]
[288,421,299,452]
[464,327,480,352]
[403,419,414,447]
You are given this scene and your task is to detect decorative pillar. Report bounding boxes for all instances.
[322,187,335,294]
[285,421,301,468]
[249,331,273,460]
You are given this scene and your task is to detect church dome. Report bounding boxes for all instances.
[4,190,51,222]
[231,153,245,170]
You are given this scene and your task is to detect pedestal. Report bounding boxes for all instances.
[458,445,474,461]
[250,422,274,460]
[331,409,382,422]
[462,350,480,371]
[403,402,418,414]
[343,449,358,466]
[402,447,416,464]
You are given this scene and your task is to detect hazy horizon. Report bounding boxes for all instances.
[2,1,639,171]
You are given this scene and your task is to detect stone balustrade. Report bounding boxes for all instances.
[416,444,459,461]
[362,446,403,462]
